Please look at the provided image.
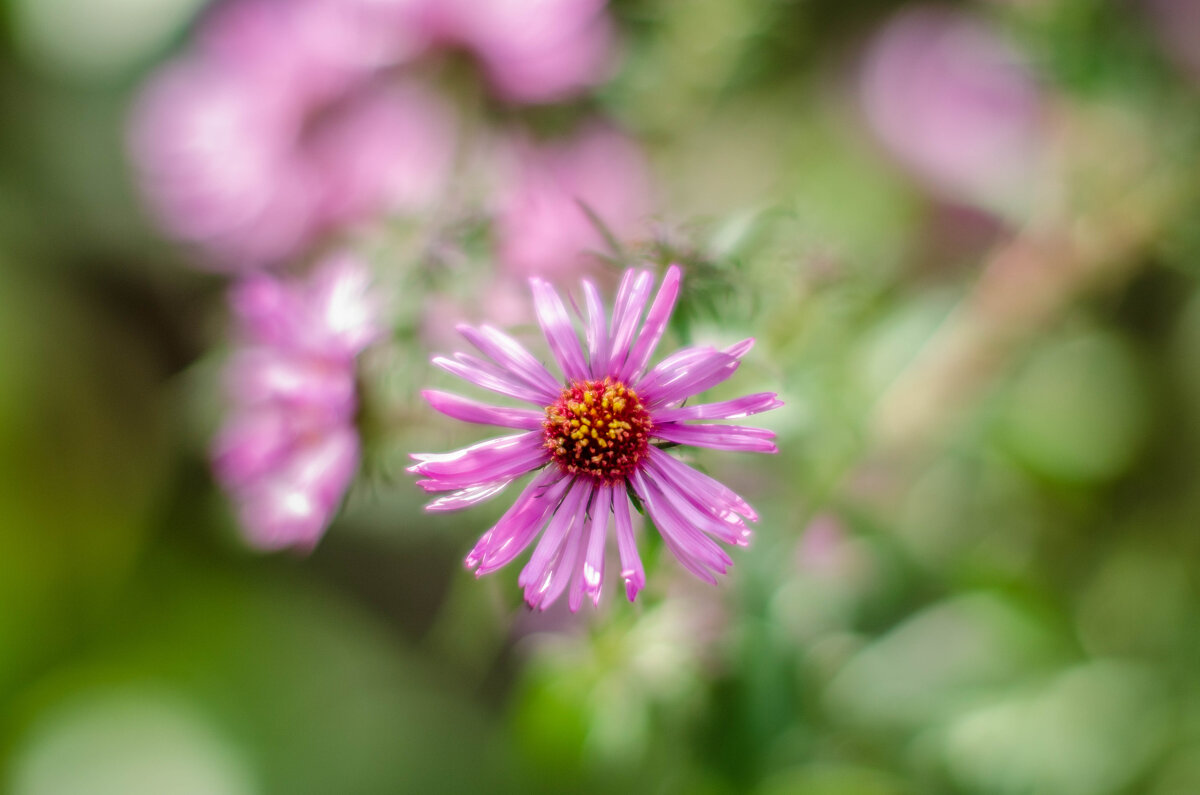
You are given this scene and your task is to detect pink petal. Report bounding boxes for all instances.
[530,278,589,382]
[652,423,778,454]
[633,480,715,586]
[433,353,550,405]
[581,484,610,605]
[565,515,593,612]
[607,269,653,375]
[409,432,547,491]
[456,323,560,400]
[631,471,728,584]
[643,454,752,547]
[426,480,514,513]
[519,480,592,607]
[653,392,783,423]
[619,264,682,382]
[640,466,749,547]
[725,338,756,359]
[581,280,609,379]
[422,389,544,430]
[637,347,741,409]
[645,446,758,522]
[469,468,570,573]
[612,486,645,601]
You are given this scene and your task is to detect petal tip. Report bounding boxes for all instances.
[624,581,640,602]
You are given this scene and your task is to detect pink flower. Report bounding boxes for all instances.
[197,0,422,87]
[213,254,383,550]
[406,0,615,103]
[859,6,1044,208]
[307,81,458,228]
[410,265,782,611]
[129,0,455,269]
[495,125,653,277]
[130,57,321,266]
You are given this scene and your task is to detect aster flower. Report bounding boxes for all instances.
[213,254,382,550]
[410,265,781,611]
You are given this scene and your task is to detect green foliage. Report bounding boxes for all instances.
[5,0,1200,793]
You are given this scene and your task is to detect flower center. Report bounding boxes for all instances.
[543,378,652,483]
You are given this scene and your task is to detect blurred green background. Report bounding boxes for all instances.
[4,0,1200,792]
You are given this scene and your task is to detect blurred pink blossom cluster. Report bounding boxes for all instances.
[212,255,383,550]
[130,0,628,270]
[130,0,652,551]
[131,0,452,268]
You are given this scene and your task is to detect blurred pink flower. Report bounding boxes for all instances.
[307,82,458,228]
[213,254,383,550]
[404,0,615,103]
[198,0,423,87]
[495,125,653,278]
[131,57,320,267]
[859,6,1044,209]
[410,265,781,611]
[129,0,455,269]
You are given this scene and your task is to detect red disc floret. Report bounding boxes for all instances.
[543,378,652,483]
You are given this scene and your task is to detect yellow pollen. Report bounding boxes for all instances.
[542,377,653,484]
